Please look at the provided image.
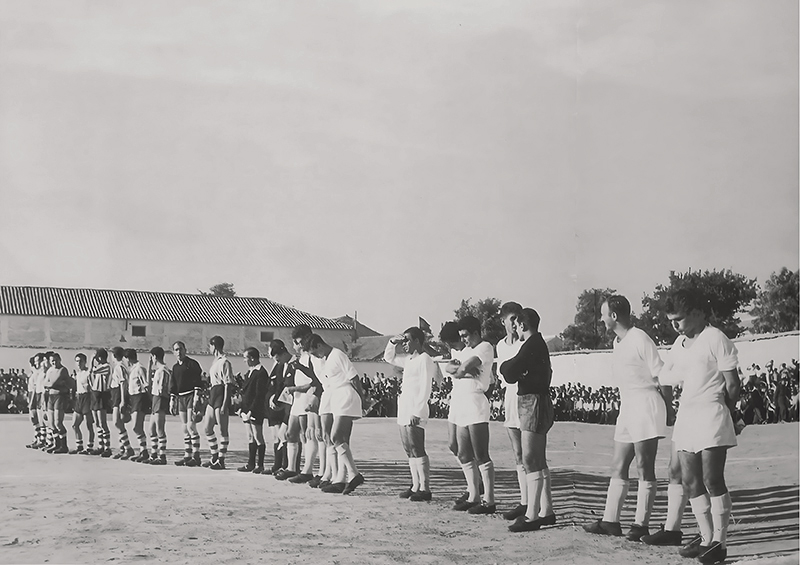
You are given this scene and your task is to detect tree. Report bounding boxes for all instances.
[200,282,237,298]
[639,269,757,345]
[750,267,799,334]
[559,288,618,350]
[454,297,504,345]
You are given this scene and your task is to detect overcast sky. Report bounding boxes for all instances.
[0,0,797,336]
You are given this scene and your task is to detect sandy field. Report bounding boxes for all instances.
[0,416,796,565]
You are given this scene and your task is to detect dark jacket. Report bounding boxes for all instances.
[240,365,269,419]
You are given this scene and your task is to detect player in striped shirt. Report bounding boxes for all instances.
[148,347,171,465]
[202,336,233,470]
[89,349,113,457]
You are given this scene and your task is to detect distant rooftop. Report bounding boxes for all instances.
[0,286,351,331]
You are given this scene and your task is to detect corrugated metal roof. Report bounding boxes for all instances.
[0,286,351,331]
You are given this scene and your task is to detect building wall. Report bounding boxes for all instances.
[0,315,351,357]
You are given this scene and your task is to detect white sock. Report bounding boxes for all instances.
[602,478,629,523]
[665,483,688,531]
[540,467,554,517]
[303,439,318,474]
[710,493,732,547]
[634,480,657,526]
[516,465,528,505]
[419,455,430,492]
[335,443,358,482]
[525,471,544,521]
[323,445,337,481]
[317,440,327,476]
[286,442,299,472]
[409,458,421,491]
[460,461,480,502]
[478,461,495,505]
[689,494,713,545]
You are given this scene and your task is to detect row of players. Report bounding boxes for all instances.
[25,288,739,564]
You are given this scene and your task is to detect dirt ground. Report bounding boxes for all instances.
[0,416,796,565]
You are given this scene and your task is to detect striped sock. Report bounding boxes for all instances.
[191,432,200,456]
[120,431,130,450]
[158,434,167,457]
[150,433,158,454]
[219,435,229,460]
[183,432,192,458]
[75,436,84,451]
[207,433,219,460]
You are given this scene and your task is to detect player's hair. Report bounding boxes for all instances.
[665,288,708,316]
[34,352,45,362]
[404,327,425,344]
[291,324,313,340]
[150,347,165,362]
[457,315,481,335]
[269,339,288,357]
[29,356,37,366]
[244,347,260,361]
[306,334,326,350]
[519,308,541,332]
[439,321,460,344]
[111,346,125,360]
[604,295,631,320]
[75,353,87,363]
[209,335,225,351]
[500,301,524,318]
[123,348,138,362]
[47,351,59,361]
[94,348,108,363]
[172,340,186,350]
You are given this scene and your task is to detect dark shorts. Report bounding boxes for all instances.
[109,387,122,409]
[266,403,289,427]
[47,391,69,412]
[74,393,92,415]
[177,393,194,412]
[33,392,42,411]
[91,390,112,412]
[151,395,168,415]
[518,393,554,435]
[130,393,151,414]
[208,385,230,411]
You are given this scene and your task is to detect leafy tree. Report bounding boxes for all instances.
[454,297,505,345]
[750,267,799,334]
[559,288,618,350]
[639,269,757,345]
[200,282,237,298]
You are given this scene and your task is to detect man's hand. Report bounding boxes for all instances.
[409,415,421,427]
[445,360,461,375]
[390,334,407,345]
[305,395,320,413]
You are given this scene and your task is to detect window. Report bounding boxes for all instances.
[260,331,274,342]
[131,325,146,337]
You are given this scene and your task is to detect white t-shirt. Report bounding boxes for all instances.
[75,369,91,394]
[322,348,358,390]
[151,365,171,398]
[384,342,435,419]
[127,362,150,395]
[110,363,128,389]
[495,337,523,385]
[209,355,234,387]
[612,327,664,399]
[660,325,738,406]
[451,341,494,395]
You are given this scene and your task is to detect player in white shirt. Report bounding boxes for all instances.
[25,354,45,449]
[583,295,671,540]
[309,334,366,495]
[202,336,234,470]
[384,326,436,501]
[659,290,741,565]
[496,302,527,520]
[70,353,95,454]
[147,347,171,465]
[124,349,152,462]
[110,347,134,460]
[445,316,497,514]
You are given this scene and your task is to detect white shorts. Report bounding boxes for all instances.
[289,391,310,417]
[614,390,668,444]
[397,392,429,427]
[449,390,490,427]
[319,389,332,415]
[330,385,362,419]
[503,383,520,429]
[672,400,737,453]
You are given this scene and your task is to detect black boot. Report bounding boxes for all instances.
[254,443,266,473]
[237,442,257,472]
[271,443,285,474]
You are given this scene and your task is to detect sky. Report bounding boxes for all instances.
[0,0,797,337]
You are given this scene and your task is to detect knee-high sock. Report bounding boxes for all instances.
[191,431,200,456]
[335,443,358,482]
[602,478,629,523]
[158,433,167,457]
[665,483,688,531]
[247,442,257,468]
[540,467,554,517]
[219,435,229,459]
[150,431,158,454]
[460,461,480,502]
[689,494,713,546]
[87,426,94,449]
[478,461,495,505]
[634,480,657,527]
[412,456,430,492]
[408,458,421,491]
[710,493,732,547]
[302,439,318,474]
[323,446,337,481]
[317,440,327,477]
[207,432,219,460]
[516,465,528,505]
[183,431,192,458]
[525,471,545,521]
[287,442,300,472]
[256,443,266,467]
[119,429,130,450]
[137,431,147,452]
[74,427,83,451]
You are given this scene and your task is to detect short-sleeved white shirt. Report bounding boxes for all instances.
[322,348,358,390]
[496,337,523,385]
[209,355,234,387]
[127,362,150,395]
[612,327,664,399]
[457,341,495,393]
[110,363,128,389]
[384,341,435,422]
[151,365,171,398]
[75,369,91,394]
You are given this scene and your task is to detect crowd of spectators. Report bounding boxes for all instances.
[2,358,797,425]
